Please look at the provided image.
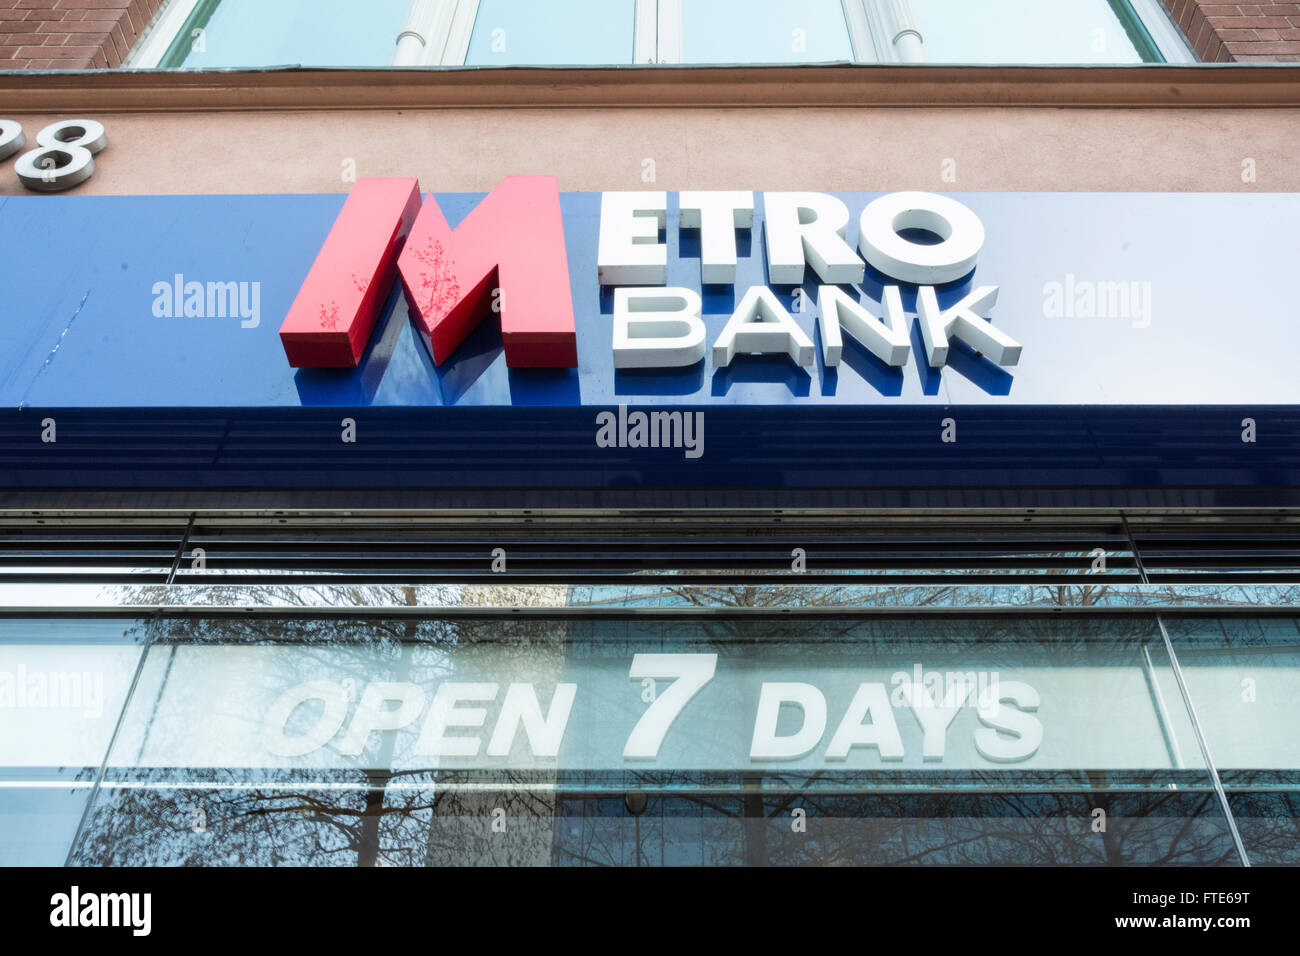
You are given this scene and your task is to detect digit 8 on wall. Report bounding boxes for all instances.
[0,119,25,162]
[0,118,107,192]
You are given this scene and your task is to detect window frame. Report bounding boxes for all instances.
[123,0,203,68]
[1128,0,1197,63]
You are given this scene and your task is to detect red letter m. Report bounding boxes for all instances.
[280,176,576,369]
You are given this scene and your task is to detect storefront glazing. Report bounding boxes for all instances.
[3,574,1296,866]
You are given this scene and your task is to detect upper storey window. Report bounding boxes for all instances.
[124,1,1195,69]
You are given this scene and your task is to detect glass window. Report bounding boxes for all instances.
[1168,616,1300,865]
[49,612,1257,866]
[465,0,637,66]
[910,0,1161,64]
[131,0,1188,70]
[0,619,147,866]
[682,0,854,65]
[167,0,411,69]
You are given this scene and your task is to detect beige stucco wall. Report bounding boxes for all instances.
[1,104,1297,196]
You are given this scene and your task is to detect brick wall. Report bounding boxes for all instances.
[0,0,165,69]
[1160,1,1300,61]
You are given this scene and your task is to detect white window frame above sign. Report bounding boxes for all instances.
[1130,0,1198,63]
[123,0,202,68]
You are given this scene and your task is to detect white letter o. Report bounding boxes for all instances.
[858,191,984,285]
[262,680,350,757]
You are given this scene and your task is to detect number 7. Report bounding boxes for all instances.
[623,653,717,760]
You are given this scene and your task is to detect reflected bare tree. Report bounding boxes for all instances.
[63,582,1295,866]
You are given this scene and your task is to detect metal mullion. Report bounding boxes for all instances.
[842,0,878,63]
[656,0,683,64]
[440,0,480,65]
[1140,643,1185,769]
[1154,616,1251,866]
[1122,513,1251,867]
[634,0,658,64]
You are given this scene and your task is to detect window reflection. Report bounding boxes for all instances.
[0,618,147,866]
[41,613,1276,865]
[170,0,411,69]
[66,774,1239,867]
[1225,791,1300,866]
[1168,616,1300,865]
[911,0,1156,64]
[682,0,854,65]
[555,790,1238,866]
[0,781,94,867]
[129,0,1188,69]
[466,0,637,66]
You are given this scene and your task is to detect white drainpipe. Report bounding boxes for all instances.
[867,0,927,63]
[393,0,441,65]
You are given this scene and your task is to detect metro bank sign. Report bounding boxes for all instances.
[279,176,1021,374]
